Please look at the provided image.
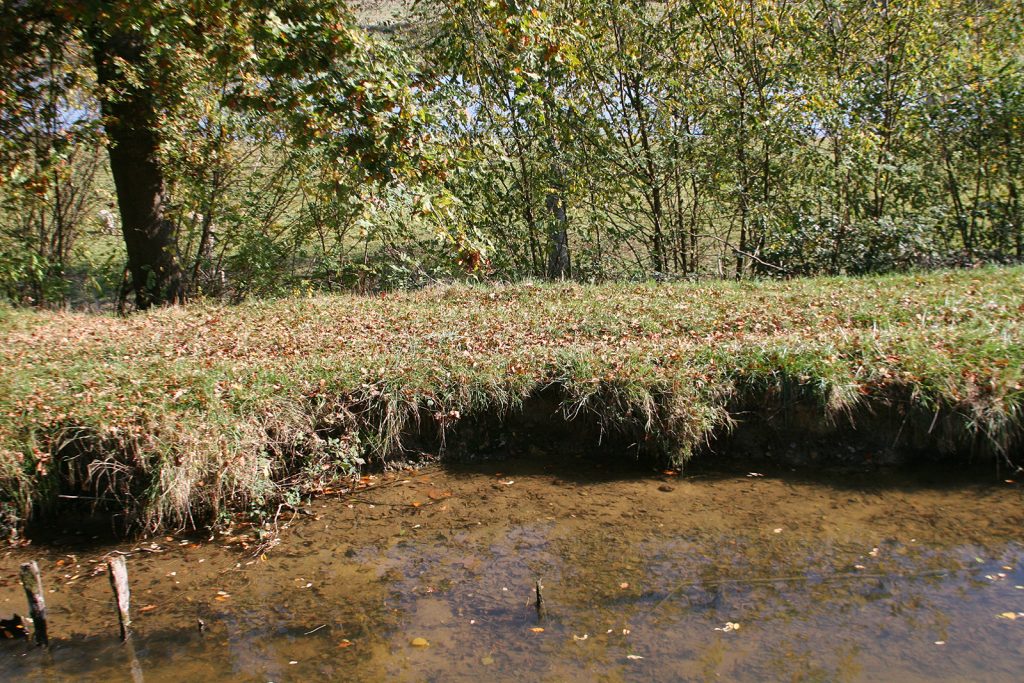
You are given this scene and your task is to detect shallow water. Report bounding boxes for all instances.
[2,457,1023,682]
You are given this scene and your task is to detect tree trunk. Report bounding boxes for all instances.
[735,86,749,279]
[91,29,183,309]
[545,135,570,280]
[626,73,663,274]
[941,144,973,260]
[545,190,570,279]
[1009,180,1022,260]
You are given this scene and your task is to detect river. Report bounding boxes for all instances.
[2,455,1022,681]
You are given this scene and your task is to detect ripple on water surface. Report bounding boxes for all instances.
[2,461,1023,682]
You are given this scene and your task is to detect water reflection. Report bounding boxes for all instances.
[2,463,1023,682]
[369,522,1023,682]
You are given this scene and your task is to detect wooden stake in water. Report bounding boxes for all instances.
[535,578,546,621]
[19,561,48,646]
[108,556,132,641]
[107,556,144,681]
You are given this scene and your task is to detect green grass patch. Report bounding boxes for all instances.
[1,267,1022,534]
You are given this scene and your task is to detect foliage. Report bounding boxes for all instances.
[1,0,1022,305]
[422,0,1024,280]
[1,0,436,307]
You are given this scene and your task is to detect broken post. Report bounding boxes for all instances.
[107,555,132,641]
[535,578,546,621]
[19,561,48,646]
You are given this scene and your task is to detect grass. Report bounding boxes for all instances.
[1,267,1022,534]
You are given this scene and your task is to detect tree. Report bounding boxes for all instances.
[1,0,425,308]
[425,0,584,279]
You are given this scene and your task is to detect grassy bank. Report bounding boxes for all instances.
[1,268,1022,534]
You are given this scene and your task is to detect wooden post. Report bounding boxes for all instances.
[107,556,132,641]
[19,561,48,646]
[107,556,144,681]
[534,578,546,621]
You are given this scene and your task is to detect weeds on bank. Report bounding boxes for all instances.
[0,267,1021,534]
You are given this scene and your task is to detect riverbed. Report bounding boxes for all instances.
[2,455,1022,681]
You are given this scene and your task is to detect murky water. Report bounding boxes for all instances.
[2,456,1023,682]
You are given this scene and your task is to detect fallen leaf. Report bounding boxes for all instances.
[139,604,157,613]
[530,627,545,633]
[619,582,629,589]
[480,655,494,665]
[626,654,644,660]
[337,639,353,648]
[411,637,430,647]
[998,612,1018,620]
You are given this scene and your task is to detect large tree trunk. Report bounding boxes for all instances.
[91,30,183,309]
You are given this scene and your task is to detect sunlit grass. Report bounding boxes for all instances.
[1,267,1021,534]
